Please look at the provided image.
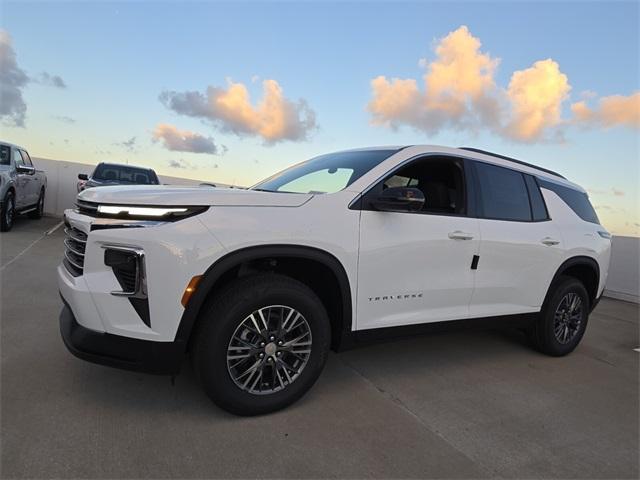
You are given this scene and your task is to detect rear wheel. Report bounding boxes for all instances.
[193,274,331,416]
[528,276,589,356]
[28,188,45,219]
[1,190,15,232]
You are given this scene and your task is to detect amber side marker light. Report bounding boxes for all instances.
[181,275,203,307]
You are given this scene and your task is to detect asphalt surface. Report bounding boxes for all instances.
[1,216,638,479]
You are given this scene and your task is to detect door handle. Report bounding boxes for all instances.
[541,237,560,246]
[448,231,474,241]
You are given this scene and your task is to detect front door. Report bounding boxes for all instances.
[12,148,30,208]
[356,156,480,330]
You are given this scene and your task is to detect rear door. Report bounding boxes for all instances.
[356,155,480,330]
[469,161,564,317]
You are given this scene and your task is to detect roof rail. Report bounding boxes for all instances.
[459,147,566,179]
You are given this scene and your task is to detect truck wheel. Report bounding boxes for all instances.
[193,273,331,416]
[1,191,15,232]
[29,188,45,219]
[528,276,589,356]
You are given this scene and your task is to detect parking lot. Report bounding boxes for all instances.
[1,216,638,479]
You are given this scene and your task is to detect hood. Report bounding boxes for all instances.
[77,185,313,208]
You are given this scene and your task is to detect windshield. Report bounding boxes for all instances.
[92,164,159,184]
[251,149,399,194]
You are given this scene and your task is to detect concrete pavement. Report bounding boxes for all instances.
[1,217,638,478]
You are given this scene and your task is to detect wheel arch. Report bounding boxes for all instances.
[175,244,353,352]
[548,256,600,310]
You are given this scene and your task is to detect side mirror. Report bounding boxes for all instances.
[78,173,89,180]
[370,187,425,212]
[16,164,35,175]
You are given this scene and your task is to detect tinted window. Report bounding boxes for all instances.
[475,162,531,221]
[92,164,158,184]
[525,175,549,221]
[252,149,398,194]
[378,157,466,215]
[539,179,599,224]
[0,145,9,165]
[13,149,24,167]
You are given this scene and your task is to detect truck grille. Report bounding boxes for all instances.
[63,226,87,276]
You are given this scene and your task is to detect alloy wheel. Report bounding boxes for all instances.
[226,305,312,395]
[6,195,14,228]
[553,292,583,344]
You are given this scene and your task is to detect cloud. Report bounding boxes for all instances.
[153,123,223,154]
[505,59,570,141]
[35,72,66,89]
[367,25,637,142]
[571,92,640,129]
[0,30,29,126]
[160,79,317,143]
[53,115,75,124]
[114,136,137,152]
[168,159,194,169]
[369,26,501,135]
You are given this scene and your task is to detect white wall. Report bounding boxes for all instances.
[604,236,640,303]
[31,156,640,304]
[34,157,211,217]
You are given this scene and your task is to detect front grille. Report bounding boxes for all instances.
[63,226,87,276]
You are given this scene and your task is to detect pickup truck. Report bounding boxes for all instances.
[0,141,47,231]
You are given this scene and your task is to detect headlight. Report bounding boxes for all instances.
[98,205,189,217]
[91,204,208,221]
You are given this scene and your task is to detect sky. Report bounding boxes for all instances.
[1,1,638,236]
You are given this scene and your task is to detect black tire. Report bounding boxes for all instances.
[528,275,589,356]
[1,190,15,232]
[28,188,45,219]
[193,273,331,416]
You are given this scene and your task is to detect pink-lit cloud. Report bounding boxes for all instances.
[368,25,638,142]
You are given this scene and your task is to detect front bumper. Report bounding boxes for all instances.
[59,300,184,375]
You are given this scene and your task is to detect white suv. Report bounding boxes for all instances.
[58,146,611,415]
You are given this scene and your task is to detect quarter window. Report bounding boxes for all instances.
[475,162,532,221]
[538,179,600,224]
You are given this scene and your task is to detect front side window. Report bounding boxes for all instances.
[13,149,24,168]
[475,162,531,221]
[20,150,33,167]
[252,149,398,194]
[368,156,466,215]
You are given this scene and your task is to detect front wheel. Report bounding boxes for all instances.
[29,188,45,219]
[193,274,331,416]
[528,276,589,356]
[1,191,15,232]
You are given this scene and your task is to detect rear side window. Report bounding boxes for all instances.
[524,175,549,221]
[475,162,531,221]
[0,145,9,165]
[538,179,600,224]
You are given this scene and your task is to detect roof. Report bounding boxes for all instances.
[0,140,27,151]
[97,162,156,172]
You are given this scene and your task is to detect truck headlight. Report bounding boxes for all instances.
[95,205,208,221]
